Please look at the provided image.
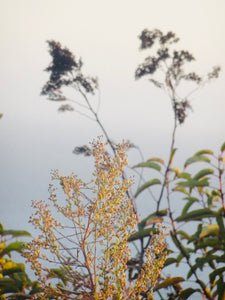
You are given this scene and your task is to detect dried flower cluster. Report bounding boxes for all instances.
[135,28,221,125]
[41,40,98,102]
[24,138,166,299]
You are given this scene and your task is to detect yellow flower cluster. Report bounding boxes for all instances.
[23,138,166,299]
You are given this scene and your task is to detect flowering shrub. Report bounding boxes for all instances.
[24,138,167,299]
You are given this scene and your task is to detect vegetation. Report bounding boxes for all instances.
[1,29,224,299]
[37,28,223,299]
[24,139,167,299]
[0,223,41,299]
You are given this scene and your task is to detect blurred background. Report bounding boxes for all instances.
[1,0,225,234]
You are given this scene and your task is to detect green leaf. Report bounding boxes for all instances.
[177,178,209,188]
[0,242,25,257]
[193,168,214,181]
[147,157,165,165]
[0,229,31,238]
[196,254,217,271]
[210,267,225,283]
[0,277,15,287]
[184,155,211,168]
[128,228,159,242]
[181,197,199,216]
[216,214,225,239]
[30,281,43,295]
[0,113,3,119]
[2,266,25,276]
[216,278,225,300]
[178,288,200,299]
[220,141,225,153]
[169,148,177,164]
[134,179,161,198]
[177,230,190,240]
[164,257,177,267]
[195,237,222,250]
[176,252,185,266]
[199,224,219,239]
[47,268,68,285]
[133,161,161,171]
[171,168,191,179]
[178,172,191,179]
[173,186,189,195]
[138,209,167,230]
[187,264,198,279]
[176,208,216,222]
[194,149,214,156]
[156,277,184,290]
[170,231,190,258]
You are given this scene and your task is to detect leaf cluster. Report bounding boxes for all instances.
[0,224,41,299]
[134,142,225,299]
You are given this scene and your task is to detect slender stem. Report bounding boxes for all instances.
[168,207,213,299]
[78,86,137,216]
[78,87,116,154]
[156,97,177,213]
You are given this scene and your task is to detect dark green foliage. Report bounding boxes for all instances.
[0,224,41,299]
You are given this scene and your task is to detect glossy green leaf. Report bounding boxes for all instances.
[134,179,161,198]
[220,141,225,152]
[210,267,225,284]
[176,208,216,222]
[128,227,159,242]
[184,155,210,168]
[156,277,184,290]
[138,209,167,230]
[178,288,200,300]
[193,168,214,181]
[199,224,219,239]
[133,161,161,171]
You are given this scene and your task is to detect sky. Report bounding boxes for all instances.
[1,0,225,235]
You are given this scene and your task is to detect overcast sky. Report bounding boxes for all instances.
[1,0,225,233]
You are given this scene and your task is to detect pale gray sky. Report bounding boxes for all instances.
[1,0,225,232]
